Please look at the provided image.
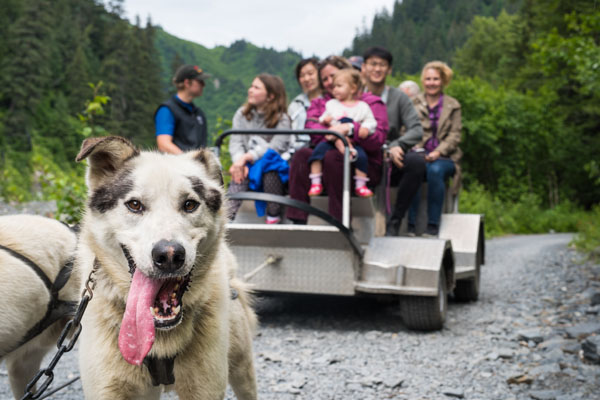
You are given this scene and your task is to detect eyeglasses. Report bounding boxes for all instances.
[365,61,389,69]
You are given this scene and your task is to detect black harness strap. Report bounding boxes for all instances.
[0,244,78,356]
[0,244,53,290]
[143,355,176,386]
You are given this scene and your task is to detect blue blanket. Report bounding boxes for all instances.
[247,149,289,217]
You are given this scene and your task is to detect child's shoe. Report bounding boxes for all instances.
[308,183,323,196]
[266,215,281,224]
[354,186,373,197]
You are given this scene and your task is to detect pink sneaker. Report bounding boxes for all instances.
[355,186,373,197]
[308,183,323,196]
[266,216,280,224]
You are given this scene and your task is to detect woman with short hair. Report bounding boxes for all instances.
[408,61,462,236]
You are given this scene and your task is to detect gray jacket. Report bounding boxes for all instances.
[385,86,423,151]
[229,107,291,163]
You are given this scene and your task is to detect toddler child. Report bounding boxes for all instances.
[307,68,377,197]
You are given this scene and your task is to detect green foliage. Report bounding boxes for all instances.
[154,32,302,141]
[214,117,233,186]
[453,11,528,86]
[460,183,584,238]
[571,206,600,260]
[345,0,520,74]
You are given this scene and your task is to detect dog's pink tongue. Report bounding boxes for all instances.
[118,269,162,366]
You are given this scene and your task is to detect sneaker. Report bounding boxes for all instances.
[354,186,373,197]
[422,224,439,238]
[266,215,281,224]
[407,224,416,237]
[308,183,323,196]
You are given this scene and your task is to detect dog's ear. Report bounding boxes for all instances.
[191,148,224,188]
[76,136,139,188]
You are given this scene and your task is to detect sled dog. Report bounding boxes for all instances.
[75,136,257,399]
[0,214,80,399]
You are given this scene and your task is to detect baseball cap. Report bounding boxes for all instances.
[348,56,364,71]
[173,64,211,84]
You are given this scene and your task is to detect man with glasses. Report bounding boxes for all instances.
[362,47,426,236]
[154,64,210,154]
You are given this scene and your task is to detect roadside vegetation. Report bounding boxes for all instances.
[0,0,598,257]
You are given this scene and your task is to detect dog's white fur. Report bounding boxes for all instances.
[0,215,80,399]
[75,136,257,399]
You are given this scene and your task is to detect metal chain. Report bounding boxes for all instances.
[20,263,98,400]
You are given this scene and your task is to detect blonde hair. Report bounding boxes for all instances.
[421,61,453,88]
[333,69,363,98]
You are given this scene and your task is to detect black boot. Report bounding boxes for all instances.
[385,217,401,237]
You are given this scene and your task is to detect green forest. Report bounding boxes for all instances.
[0,0,598,254]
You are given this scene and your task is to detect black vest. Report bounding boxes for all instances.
[155,96,208,150]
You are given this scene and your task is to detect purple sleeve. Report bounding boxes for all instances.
[353,94,388,153]
[305,97,329,146]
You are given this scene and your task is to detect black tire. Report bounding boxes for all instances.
[453,263,480,302]
[401,268,447,331]
[454,235,483,302]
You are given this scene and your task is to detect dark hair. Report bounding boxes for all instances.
[295,57,319,82]
[242,74,289,128]
[317,56,352,89]
[362,46,393,65]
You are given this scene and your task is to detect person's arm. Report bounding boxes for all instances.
[435,104,462,157]
[352,97,387,153]
[155,106,183,154]
[156,135,183,154]
[229,108,249,163]
[267,114,293,155]
[305,97,329,145]
[391,93,423,152]
[357,103,377,138]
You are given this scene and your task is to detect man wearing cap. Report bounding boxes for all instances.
[362,46,425,236]
[155,64,210,154]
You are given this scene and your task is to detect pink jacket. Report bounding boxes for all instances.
[305,92,389,167]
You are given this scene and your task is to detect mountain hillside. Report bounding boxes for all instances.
[155,29,303,131]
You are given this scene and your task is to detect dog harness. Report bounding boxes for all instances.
[0,244,78,358]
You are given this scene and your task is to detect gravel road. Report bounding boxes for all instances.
[2,233,599,400]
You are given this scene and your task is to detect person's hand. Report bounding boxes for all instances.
[389,146,405,168]
[229,156,250,184]
[328,123,351,136]
[358,127,369,139]
[322,115,333,125]
[325,134,336,142]
[425,150,441,162]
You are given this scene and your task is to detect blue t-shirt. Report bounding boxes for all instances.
[155,96,195,136]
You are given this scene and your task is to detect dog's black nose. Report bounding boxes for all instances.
[152,240,186,272]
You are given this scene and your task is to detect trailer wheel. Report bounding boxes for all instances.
[401,268,447,331]
[454,234,483,302]
[454,263,480,301]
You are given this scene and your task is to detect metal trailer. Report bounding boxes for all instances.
[215,129,485,331]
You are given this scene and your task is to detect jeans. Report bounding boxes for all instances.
[408,158,456,227]
[308,141,368,174]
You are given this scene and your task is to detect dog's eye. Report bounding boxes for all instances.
[125,200,144,213]
[183,200,199,213]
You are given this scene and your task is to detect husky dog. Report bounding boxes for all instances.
[75,136,257,399]
[0,214,80,399]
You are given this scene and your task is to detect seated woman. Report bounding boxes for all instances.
[287,57,321,157]
[408,61,462,236]
[286,56,388,224]
[228,73,291,224]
